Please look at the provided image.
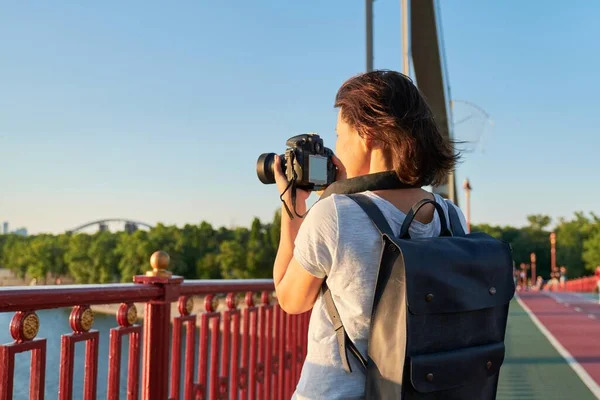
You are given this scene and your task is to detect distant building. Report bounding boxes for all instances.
[13,228,28,237]
[0,222,28,236]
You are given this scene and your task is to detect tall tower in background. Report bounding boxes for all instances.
[2,222,8,234]
[365,0,457,204]
[410,0,457,205]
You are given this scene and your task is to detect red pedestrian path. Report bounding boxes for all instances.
[519,291,600,389]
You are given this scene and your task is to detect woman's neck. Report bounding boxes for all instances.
[368,151,392,174]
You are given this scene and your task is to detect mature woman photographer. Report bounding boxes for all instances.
[272,70,467,399]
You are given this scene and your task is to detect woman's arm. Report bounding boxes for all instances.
[273,205,324,314]
[272,156,323,314]
[271,154,344,314]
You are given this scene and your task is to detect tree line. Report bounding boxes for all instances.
[472,212,600,279]
[0,209,599,284]
[0,211,281,284]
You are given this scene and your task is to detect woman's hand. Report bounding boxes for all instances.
[315,154,347,197]
[274,155,311,214]
[332,154,347,181]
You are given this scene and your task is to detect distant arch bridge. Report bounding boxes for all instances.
[67,219,154,234]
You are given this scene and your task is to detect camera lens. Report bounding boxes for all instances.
[256,153,277,184]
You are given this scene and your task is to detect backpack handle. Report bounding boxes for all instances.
[445,200,467,237]
[399,198,452,239]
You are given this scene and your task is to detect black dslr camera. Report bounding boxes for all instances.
[256,133,337,191]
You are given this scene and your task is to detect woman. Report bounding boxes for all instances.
[272,70,467,399]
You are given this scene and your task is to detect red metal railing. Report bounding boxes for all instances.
[0,251,310,400]
[550,275,600,293]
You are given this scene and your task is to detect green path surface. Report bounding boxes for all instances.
[497,298,597,399]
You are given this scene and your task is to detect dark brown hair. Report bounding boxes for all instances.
[334,69,460,187]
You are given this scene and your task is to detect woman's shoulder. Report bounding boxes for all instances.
[294,195,348,278]
[302,194,371,237]
[306,194,356,220]
[305,195,338,223]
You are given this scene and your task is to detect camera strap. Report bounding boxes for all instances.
[318,171,420,200]
[281,171,419,220]
[280,177,308,220]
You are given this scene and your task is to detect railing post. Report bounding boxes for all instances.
[134,251,183,400]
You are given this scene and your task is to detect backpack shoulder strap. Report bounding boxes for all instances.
[320,193,390,374]
[321,282,367,373]
[444,200,466,237]
[346,193,394,237]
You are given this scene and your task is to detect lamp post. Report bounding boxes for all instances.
[366,0,373,72]
[401,0,409,75]
[462,178,472,232]
[530,252,537,287]
[550,232,557,273]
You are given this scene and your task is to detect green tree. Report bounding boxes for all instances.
[196,253,221,279]
[0,235,6,267]
[556,212,600,277]
[471,223,504,240]
[89,232,120,283]
[194,222,222,279]
[269,209,281,253]
[65,234,95,283]
[218,240,247,279]
[1,236,31,278]
[246,218,272,278]
[50,234,69,277]
[526,215,552,231]
[176,224,203,278]
[583,230,600,272]
[471,215,552,278]
[216,226,234,243]
[233,227,250,246]
[26,235,62,283]
[116,230,153,282]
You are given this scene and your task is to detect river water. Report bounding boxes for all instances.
[0,308,148,399]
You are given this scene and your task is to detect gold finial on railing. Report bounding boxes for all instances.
[117,303,138,327]
[70,305,94,333]
[204,294,219,313]
[147,250,172,278]
[178,296,194,316]
[10,311,40,342]
[261,291,273,305]
[226,293,240,310]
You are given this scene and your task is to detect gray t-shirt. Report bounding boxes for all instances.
[291,191,468,399]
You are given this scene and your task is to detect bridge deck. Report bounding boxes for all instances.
[498,293,600,399]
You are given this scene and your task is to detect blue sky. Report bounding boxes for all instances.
[1,1,597,234]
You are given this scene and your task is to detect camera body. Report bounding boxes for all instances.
[283,133,336,190]
[256,133,337,190]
